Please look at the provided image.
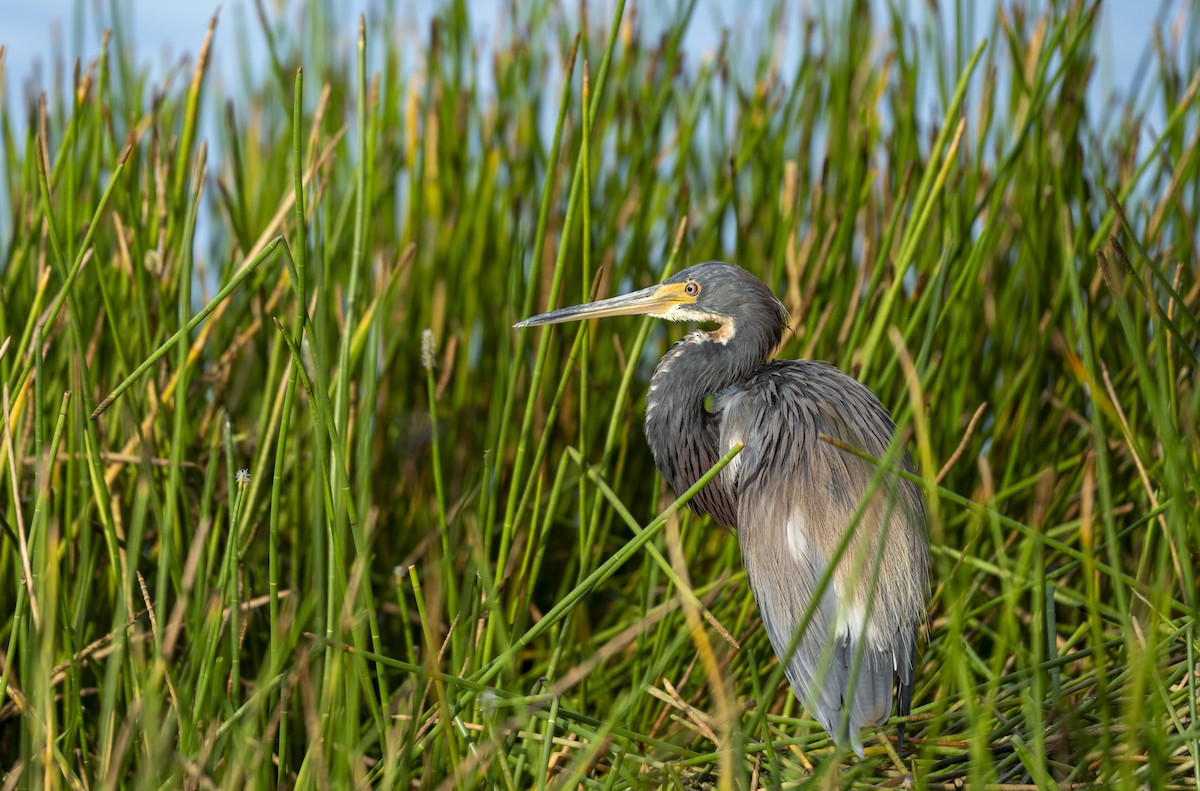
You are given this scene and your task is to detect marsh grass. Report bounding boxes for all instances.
[1,0,1198,787]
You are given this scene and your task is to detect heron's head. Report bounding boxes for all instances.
[515,261,790,347]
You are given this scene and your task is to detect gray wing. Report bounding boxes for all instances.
[717,361,928,756]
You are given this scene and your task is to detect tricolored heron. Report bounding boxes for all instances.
[515,262,929,756]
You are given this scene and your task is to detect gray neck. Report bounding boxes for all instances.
[643,330,770,527]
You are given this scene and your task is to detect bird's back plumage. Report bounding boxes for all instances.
[717,361,928,755]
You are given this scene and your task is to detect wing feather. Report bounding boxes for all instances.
[718,361,928,756]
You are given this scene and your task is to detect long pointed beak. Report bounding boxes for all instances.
[514,282,693,328]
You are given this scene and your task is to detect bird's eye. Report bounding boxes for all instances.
[684,281,700,296]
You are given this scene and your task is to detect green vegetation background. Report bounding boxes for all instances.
[0,0,1197,788]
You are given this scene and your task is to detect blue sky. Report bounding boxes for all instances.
[0,0,1188,218]
[3,1,1186,280]
[2,1,1176,111]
